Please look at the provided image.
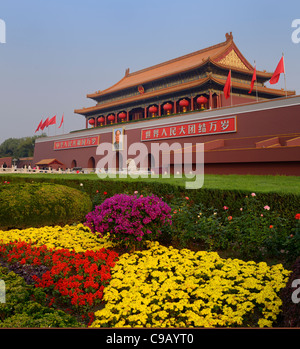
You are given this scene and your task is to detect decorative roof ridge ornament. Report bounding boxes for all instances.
[225,32,233,41]
[125,68,130,77]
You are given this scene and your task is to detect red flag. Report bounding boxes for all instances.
[40,117,49,131]
[248,66,256,94]
[269,56,285,85]
[223,70,231,99]
[35,118,43,133]
[58,114,64,129]
[48,115,56,126]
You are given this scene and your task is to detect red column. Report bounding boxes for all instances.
[144,106,147,118]
[191,97,194,111]
[104,115,107,126]
[158,103,161,116]
[127,110,129,122]
[86,118,88,129]
[209,90,213,109]
[174,101,177,114]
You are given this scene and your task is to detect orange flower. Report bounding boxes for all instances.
[269,225,273,229]
[227,216,233,221]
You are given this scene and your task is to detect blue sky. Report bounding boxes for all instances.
[0,0,300,143]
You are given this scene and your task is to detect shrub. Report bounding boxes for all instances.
[163,194,294,261]
[1,175,300,220]
[283,214,300,262]
[0,183,92,230]
[0,266,82,327]
[226,195,291,260]
[85,193,172,248]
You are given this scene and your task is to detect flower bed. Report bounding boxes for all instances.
[0,224,119,326]
[0,193,295,328]
[0,224,113,252]
[0,266,82,328]
[0,241,118,314]
[91,242,290,328]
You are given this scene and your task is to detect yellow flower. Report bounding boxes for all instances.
[90,241,291,328]
[0,224,113,252]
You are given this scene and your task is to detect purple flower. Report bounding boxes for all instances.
[84,194,172,246]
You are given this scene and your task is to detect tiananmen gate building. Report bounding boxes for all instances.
[33,33,300,176]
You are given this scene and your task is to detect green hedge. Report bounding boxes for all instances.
[0,183,92,230]
[0,175,299,221]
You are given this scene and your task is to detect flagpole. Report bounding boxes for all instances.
[282,52,287,98]
[230,70,232,106]
[254,61,258,102]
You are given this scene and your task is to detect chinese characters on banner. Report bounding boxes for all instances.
[141,116,236,141]
[54,136,100,150]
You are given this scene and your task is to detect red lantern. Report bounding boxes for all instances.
[163,103,173,115]
[149,105,158,117]
[88,118,95,126]
[107,114,115,124]
[118,112,126,122]
[179,99,189,112]
[197,96,208,109]
[97,116,105,126]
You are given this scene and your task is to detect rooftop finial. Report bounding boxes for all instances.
[225,32,233,41]
[125,68,130,76]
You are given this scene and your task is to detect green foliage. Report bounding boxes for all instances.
[0,183,92,230]
[162,194,297,262]
[0,174,299,261]
[0,266,82,327]
[0,174,299,220]
[0,134,46,158]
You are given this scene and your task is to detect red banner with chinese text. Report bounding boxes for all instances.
[54,135,100,150]
[141,116,236,141]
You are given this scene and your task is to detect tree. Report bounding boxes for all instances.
[0,134,46,158]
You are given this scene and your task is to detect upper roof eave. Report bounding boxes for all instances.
[211,76,295,96]
[75,74,295,116]
[85,58,274,102]
[86,39,272,100]
[86,35,234,99]
[75,77,211,115]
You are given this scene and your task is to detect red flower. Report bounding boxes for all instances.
[223,206,229,210]
[269,225,274,229]
[295,213,300,220]
[0,240,119,315]
[103,191,107,195]
[227,216,233,221]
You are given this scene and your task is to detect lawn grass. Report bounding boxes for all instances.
[1,172,300,195]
